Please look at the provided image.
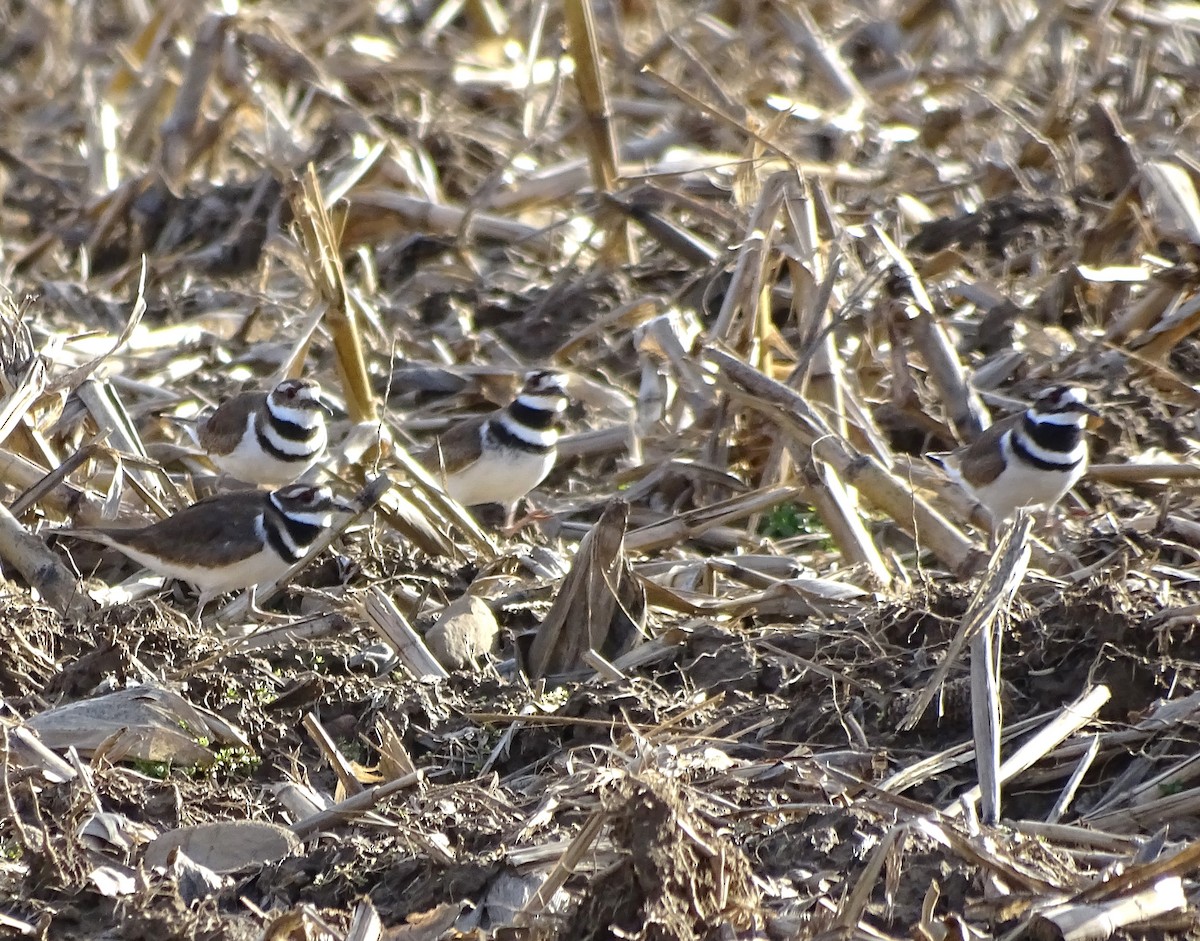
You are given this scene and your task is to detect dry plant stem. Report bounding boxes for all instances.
[874,226,986,440]
[158,14,228,181]
[638,68,799,175]
[711,172,789,343]
[387,444,497,558]
[6,418,57,481]
[705,348,982,577]
[0,448,98,520]
[1085,785,1200,832]
[990,0,1067,103]
[1028,878,1186,941]
[949,684,1111,818]
[361,586,449,680]
[229,613,348,654]
[372,485,467,559]
[552,296,662,361]
[75,378,168,510]
[289,771,424,838]
[0,502,89,618]
[480,130,688,212]
[168,614,350,681]
[272,782,327,822]
[1104,279,1183,343]
[291,166,377,425]
[907,309,986,440]
[624,485,799,554]
[634,309,712,414]
[1075,840,1200,906]
[1124,752,1200,808]
[583,648,625,681]
[971,604,1003,825]
[1046,734,1101,824]
[782,180,836,369]
[1141,160,1200,246]
[348,189,553,249]
[6,726,77,783]
[102,4,180,99]
[10,438,108,519]
[82,184,140,267]
[324,140,386,206]
[916,816,1062,894]
[901,514,1031,733]
[47,257,147,395]
[793,284,844,449]
[808,431,982,578]
[0,912,36,937]
[967,515,1035,825]
[1014,821,1136,854]
[611,192,720,266]
[343,900,382,941]
[302,712,364,798]
[798,447,892,587]
[465,0,507,36]
[771,1,866,107]
[556,423,633,461]
[1087,749,1163,818]
[833,823,903,929]
[1134,297,1200,362]
[564,0,631,263]
[1088,463,1200,483]
[514,809,608,926]
[276,301,331,383]
[0,358,46,457]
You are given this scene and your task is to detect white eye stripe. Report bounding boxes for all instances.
[271,490,328,511]
[272,380,321,395]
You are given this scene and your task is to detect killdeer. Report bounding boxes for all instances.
[58,484,354,616]
[416,370,570,526]
[939,385,1096,525]
[180,379,329,487]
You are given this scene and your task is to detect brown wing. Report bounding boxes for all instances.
[954,413,1022,488]
[109,491,269,566]
[196,391,267,455]
[415,415,489,476]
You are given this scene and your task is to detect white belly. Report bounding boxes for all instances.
[967,458,1086,520]
[443,447,556,508]
[113,544,292,595]
[210,427,325,486]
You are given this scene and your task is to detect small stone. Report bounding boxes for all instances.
[425,594,499,671]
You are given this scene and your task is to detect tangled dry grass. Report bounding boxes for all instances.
[4,0,1200,938]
